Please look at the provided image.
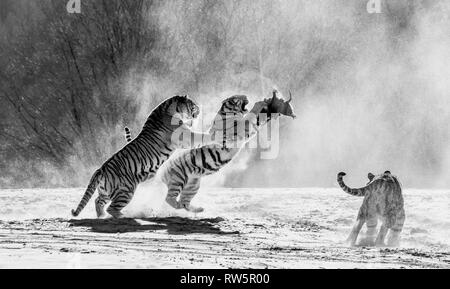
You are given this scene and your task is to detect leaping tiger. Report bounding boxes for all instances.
[71,95,217,218]
[337,171,405,247]
[123,91,295,213]
[161,95,266,213]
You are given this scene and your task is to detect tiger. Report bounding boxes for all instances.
[71,95,216,219]
[161,95,268,213]
[337,171,405,247]
[123,95,266,213]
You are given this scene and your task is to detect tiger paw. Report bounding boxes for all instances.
[106,207,124,219]
[166,197,183,210]
[183,204,204,213]
[358,237,376,247]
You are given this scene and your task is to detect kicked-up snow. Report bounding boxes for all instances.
[0,185,448,268]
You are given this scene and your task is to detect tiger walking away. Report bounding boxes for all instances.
[337,171,405,247]
[71,95,217,219]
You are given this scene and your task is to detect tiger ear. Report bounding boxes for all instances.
[384,170,391,174]
[368,173,375,181]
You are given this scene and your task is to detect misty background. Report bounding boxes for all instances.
[0,0,448,189]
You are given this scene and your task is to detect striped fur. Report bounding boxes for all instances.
[162,95,256,213]
[337,171,405,247]
[123,95,255,213]
[71,95,204,218]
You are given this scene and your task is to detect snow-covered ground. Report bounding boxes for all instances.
[0,185,448,268]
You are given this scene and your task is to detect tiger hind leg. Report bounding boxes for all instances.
[166,185,183,210]
[386,212,405,247]
[106,186,136,218]
[386,229,402,247]
[347,218,365,247]
[95,193,110,218]
[375,222,389,247]
[180,177,203,213]
[361,216,378,246]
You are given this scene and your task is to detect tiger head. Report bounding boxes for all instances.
[367,171,397,184]
[208,95,250,147]
[219,95,249,115]
[164,95,200,124]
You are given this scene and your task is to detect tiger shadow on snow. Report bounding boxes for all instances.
[68,216,239,235]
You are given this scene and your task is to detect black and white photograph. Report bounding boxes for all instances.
[0,0,448,272]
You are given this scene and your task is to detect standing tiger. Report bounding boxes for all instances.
[337,171,405,247]
[71,95,216,218]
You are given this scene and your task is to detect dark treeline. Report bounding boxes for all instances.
[0,0,449,188]
[0,0,162,187]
